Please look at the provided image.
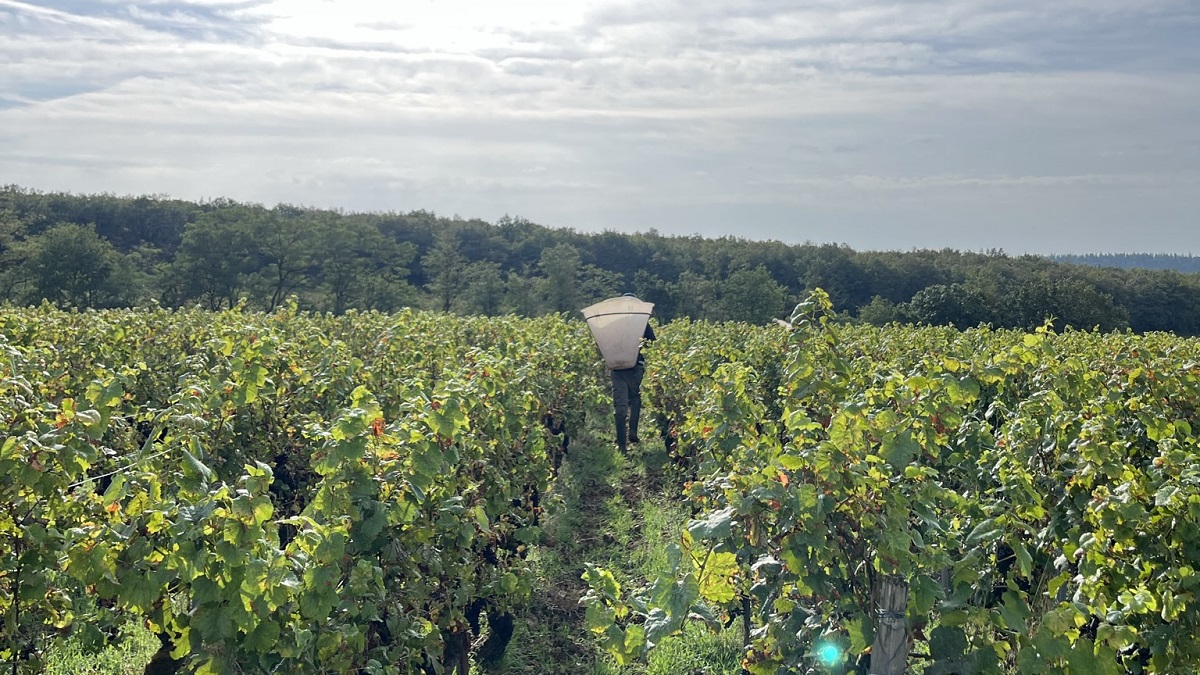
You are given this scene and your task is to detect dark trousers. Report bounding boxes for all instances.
[610,364,644,417]
[611,364,644,447]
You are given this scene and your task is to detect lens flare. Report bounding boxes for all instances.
[815,641,842,667]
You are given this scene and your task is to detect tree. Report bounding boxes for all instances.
[0,208,27,301]
[316,215,415,314]
[505,268,541,317]
[858,296,903,326]
[720,265,788,324]
[538,244,583,314]
[1121,270,1200,334]
[360,253,418,313]
[17,223,132,308]
[121,243,166,304]
[904,283,989,329]
[633,270,676,321]
[669,270,721,322]
[460,261,506,316]
[578,264,623,308]
[1003,275,1129,332]
[1049,279,1128,332]
[170,207,255,309]
[423,229,468,312]
[799,244,871,312]
[10,185,1200,335]
[250,207,319,310]
[590,230,649,284]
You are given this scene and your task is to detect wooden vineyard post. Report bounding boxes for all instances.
[869,575,908,675]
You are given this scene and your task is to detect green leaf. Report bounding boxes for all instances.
[778,452,806,470]
[881,429,919,469]
[181,447,214,483]
[1094,622,1137,651]
[584,599,615,635]
[332,414,363,441]
[102,473,128,505]
[1145,417,1174,443]
[193,656,233,675]
[1024,627,1070,667]
[998,590,1030,633]
[1155,484,1181,507]
[251,495,274,524]
[75,409,104,437]
[965,518,1002,546]
[1174,418,1193,438]
[930,625,968,660]
[646,577,698,643]
[411,443,444,478]
[192,605,234,643]
[619,624,647,664]
[472,506,491,534]
[500,572,519,594]
[644,608,675,646]
[244,619,281,653]
[1011,540,1033,579]
[583,565,621,602]
[696,550,738,603]
[940,610,969,624]
[1041,607,1084,636]
[90,378,124,409]
[911,574,943,615]
[846,616,872,654]
[1119,587,1157,614]
[687,506,735,541]
[1067,639,1101,673]
[513,526,540,544]
[246,362,268,387]
[119,570,162,613]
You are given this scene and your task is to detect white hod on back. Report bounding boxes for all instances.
[581,296,654,370]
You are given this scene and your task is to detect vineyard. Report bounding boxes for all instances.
[0,303,605,674]
[3,294,1200,673]
[587,292,1200,674]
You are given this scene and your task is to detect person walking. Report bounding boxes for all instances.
[610,306,655,453]
[580,293,657,453]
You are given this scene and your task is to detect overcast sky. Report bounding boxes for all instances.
[2,0,1198,253]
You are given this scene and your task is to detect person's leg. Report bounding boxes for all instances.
[628,363,645,443]
[611,369,629,451]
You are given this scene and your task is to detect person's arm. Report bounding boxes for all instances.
[643,322,656,341]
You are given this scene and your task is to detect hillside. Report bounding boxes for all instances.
[3,185,1200,334]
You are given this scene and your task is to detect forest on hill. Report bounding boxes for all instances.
[3,185,1200,335]
[1051,253,1200,274]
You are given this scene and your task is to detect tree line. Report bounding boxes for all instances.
[1051,253,1200,274]
[3,185,1200,335]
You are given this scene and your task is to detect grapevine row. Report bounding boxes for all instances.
[585,291,1200,674]
[0,304,606,674]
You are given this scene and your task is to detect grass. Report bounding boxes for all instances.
[486,411,745,675]
[474,419,632,675]
[634,460,744,675]
[42,621,158,675]
[645,623,745,675]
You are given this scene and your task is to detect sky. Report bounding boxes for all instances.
[1,0,1198,254]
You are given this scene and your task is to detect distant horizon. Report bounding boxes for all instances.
[3,1,1197,256]
[5,182,1197,259]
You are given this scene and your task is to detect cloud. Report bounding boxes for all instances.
[0,0,1198,253]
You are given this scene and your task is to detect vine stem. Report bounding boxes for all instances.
[10,532,20,675]
[740,594,751,675]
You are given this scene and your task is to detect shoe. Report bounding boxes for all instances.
[629,400,642,446]
[615,413,628,453]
